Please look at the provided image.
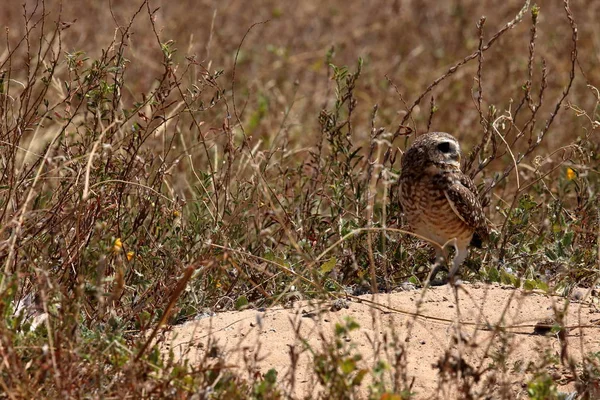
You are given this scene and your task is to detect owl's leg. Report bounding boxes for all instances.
[426,248,446,285]
[448,244,468,279]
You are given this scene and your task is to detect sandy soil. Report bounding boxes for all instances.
[161,283,600,399]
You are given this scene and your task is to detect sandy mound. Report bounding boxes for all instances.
[161,283,600,399]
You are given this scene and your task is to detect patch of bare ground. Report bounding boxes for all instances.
[162,283,600,398]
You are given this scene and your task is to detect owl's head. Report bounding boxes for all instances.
[401,132,462,171]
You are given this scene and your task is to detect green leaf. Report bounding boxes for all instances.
[345,317,360,332]
[536,281,550,293]
[561,231,574,247]
[545,248,557,261]
[235,296,249,310]
[264,368,277,384]
[320,257,337,274]
[524,280,536,291]
[351,368,368,386]
[334,322,346,336]
[500,270,514,285]
[513,276,521,288]
[340,358,356,374]
[518,194,537,211]
[488,267,500,282]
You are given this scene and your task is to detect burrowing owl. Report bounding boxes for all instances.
[399,132,488,283]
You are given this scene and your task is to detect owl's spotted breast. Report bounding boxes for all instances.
[400,175,475,246]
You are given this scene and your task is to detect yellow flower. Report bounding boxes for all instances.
[113,238,123,253]
[566,167,576,181]
[126,251,134,261]
[173,210,181,218]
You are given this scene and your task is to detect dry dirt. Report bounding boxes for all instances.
[162,283,600,399]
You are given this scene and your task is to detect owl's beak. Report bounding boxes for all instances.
[447,151,461,168]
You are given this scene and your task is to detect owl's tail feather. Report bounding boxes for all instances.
[470,224,489,248]
[470,232,483,248]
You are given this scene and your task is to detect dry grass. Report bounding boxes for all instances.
[0,0,598,398]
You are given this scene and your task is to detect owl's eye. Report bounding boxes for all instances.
[437,141,452,153]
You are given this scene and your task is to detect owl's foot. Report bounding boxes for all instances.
[425,263,447,287]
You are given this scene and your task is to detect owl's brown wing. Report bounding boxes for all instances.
[457,173,479,197]
[443,175,488,239]
[457,174,490,246]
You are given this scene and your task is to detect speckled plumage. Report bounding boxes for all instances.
[399,132,488,281]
